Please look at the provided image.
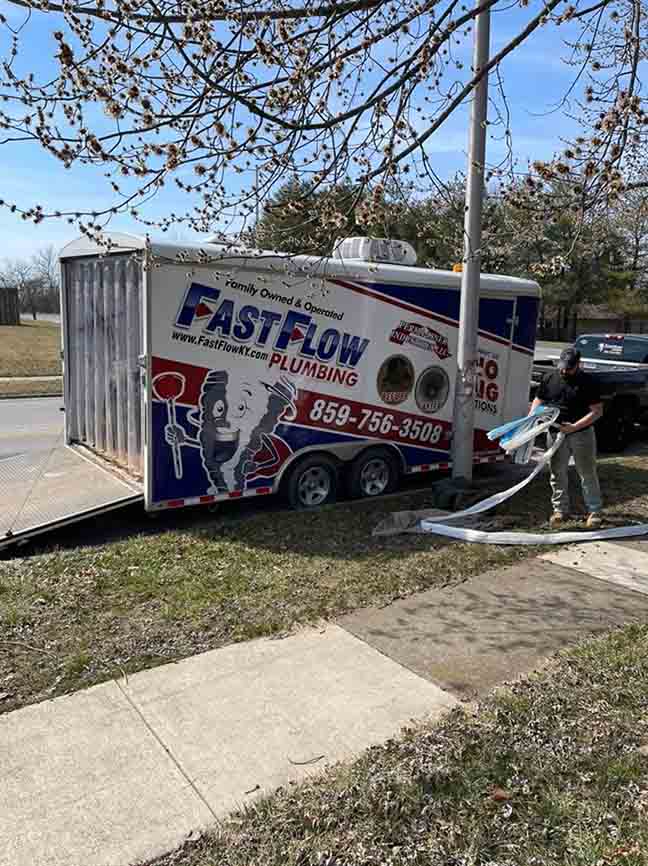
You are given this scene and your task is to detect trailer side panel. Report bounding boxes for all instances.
[144,262,537,509]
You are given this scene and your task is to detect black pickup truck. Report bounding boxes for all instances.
[531,333,648,451]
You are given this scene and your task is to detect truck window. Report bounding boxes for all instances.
[575,335,624,360]
[622,337,648,363]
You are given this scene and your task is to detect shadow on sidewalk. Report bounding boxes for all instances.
[340,557,648,698]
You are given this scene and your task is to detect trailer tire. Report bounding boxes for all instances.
[347,448,401,500]
[596,399,636,452]
[285,455,338,510]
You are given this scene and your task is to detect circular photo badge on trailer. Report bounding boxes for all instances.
[415,366,450,415]
[376,354,415,406]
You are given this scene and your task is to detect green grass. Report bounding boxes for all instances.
[144,624,648,866]
[0,484,534,714]
[2,447,648,716]
[0,321,62,377]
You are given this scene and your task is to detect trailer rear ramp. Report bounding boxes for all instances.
[1,437,143,553]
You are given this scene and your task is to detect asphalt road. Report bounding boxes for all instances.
[0,396,64,460]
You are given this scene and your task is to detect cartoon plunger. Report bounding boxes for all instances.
[152,371,186,480]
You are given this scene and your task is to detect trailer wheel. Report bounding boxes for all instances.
[285,455,338,510]
[347,448,401,500]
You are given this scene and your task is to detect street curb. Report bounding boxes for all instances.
[0,392,63,400]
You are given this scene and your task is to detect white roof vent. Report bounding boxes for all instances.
[332,236,417,266]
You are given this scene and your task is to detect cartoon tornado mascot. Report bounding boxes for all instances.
[165,371,296,494]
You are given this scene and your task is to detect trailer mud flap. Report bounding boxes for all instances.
[0,444,143,552]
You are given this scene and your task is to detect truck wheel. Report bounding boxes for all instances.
[285,455,338,510]
[347,448,401,500]
[596,400,636,452]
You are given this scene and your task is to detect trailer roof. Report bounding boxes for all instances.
[59,233,541,297]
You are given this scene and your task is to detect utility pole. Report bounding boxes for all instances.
[451,0,491,483]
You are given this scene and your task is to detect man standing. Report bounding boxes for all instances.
[530,347,604,528]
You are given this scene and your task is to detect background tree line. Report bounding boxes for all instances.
[5,171,648,326]
[0,246,61,320]
[251,174,648,326]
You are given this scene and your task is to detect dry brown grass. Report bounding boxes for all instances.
[145,624,648,866]
[0,321,61,377]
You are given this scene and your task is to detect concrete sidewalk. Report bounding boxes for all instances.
[1,626,457,866]
[3,539,648,866]
[341,545,648,699]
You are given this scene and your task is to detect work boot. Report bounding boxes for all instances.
[586,513,602,529]
[550,512,567,528]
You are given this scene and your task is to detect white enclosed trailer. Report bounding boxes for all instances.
[0,233,540,549]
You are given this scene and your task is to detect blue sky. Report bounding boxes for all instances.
[0,1,584,260]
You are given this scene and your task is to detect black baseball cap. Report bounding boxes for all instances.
[557,347,581,371]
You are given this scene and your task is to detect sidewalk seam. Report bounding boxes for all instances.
[541,541,648,597]
[336,621,462,700]
[114,678,220,823]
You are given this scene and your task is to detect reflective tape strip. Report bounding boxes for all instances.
[160,487,273,509]
[407,454,506,475]
[408,464,432,474]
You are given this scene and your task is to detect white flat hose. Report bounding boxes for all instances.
[413,408,648,545]
[414,522,648,546]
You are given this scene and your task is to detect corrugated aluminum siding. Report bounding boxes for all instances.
[63,254,144,477]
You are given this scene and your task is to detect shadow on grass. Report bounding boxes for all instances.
[3,454,648,717]
[3,475,448,561]
[7,454,648,564]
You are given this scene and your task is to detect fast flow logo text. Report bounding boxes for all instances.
[175,282,370,385]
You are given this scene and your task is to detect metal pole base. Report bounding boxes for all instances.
[431,477,473,511]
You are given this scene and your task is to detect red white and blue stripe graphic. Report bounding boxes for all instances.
[327,277,537,357]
